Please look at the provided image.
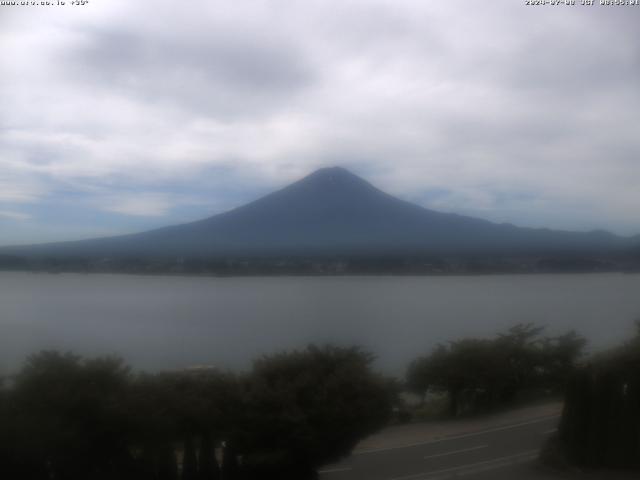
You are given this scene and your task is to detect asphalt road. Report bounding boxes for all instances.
[318,413,561,480]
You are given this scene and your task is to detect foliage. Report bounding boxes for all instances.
[238,345,394,479]
[407,324,586,416]
[5,351,134,479]
[0,346,392,480]
[558,322,640,470]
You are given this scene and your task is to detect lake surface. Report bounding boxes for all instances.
[1,272,639,376]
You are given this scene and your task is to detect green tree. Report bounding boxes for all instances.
[407,324,586,416]
[2,345,394,479]
[127,369,240,480]
[238,345,393,479]
[10,351,134,480]
[538,330,587,391]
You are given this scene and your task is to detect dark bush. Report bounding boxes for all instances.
[558,323,640,469]
[0,345,392,480]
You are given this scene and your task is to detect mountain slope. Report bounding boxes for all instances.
[1,167,634,258]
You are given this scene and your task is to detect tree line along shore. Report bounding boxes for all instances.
[2,252,640,276]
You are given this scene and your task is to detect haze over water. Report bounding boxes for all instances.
[1,272,639,376]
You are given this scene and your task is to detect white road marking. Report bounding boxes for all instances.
[388,450,539,480]
[355,415,559,455]
[318,466,353,474]
[423,444,488,460]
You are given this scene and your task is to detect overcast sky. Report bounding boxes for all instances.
[2,0,640,246]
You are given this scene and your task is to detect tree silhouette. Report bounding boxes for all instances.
[558,322,640,469]
[1,345,393,480]
[198,433,220,480]
[407,324,586,416]
[9,351,134,479]
[239,345,393,479]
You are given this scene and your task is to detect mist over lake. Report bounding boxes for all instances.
[1,272,638,376]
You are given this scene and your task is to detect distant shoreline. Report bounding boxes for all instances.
[2,267,639,279]
[2,250,639,277]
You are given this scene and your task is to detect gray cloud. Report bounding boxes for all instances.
[1,0,640,245]
[70,27,314,119]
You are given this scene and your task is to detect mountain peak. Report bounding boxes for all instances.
[304,166,360,182]
[2,166,631,259]
[292,166,379,194]
[310,165,354,176]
